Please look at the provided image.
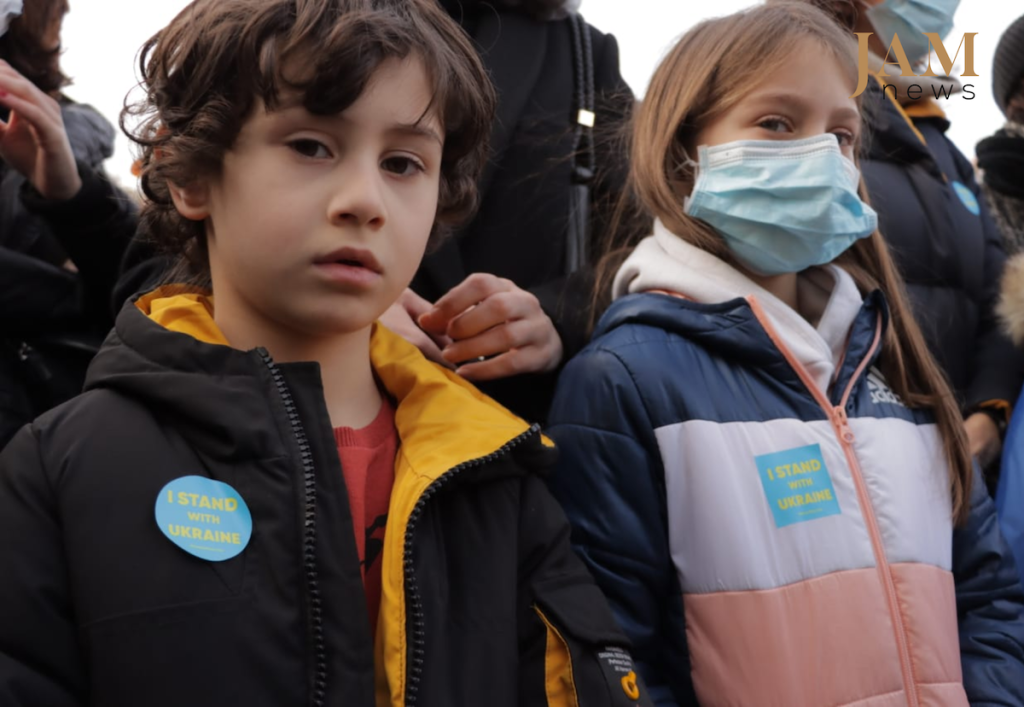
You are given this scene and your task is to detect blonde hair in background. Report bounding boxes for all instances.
[598,1,973,524]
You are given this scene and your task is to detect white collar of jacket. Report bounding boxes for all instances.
[613,220,865,392]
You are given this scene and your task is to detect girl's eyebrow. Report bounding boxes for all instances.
[831,106,861,125]
[742,90,813,112]
[742,91,860,124]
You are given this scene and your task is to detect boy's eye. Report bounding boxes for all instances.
[289,139,331,159]
[757,116,792,133]
[381,155,425,176]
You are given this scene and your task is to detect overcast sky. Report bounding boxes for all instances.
[61,1,1019,189]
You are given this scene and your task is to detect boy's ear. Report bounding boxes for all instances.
[168,179,211,221]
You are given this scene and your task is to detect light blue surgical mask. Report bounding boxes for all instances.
[866,0,960,62]
[682,135,878,277]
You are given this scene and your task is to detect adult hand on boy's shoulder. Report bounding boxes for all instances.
[379,288,453,367]
[0,60,81,201]
[418,273,564,381]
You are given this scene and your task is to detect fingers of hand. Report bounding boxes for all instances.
[0,65,61,132]
[379,301,418,331]
[399,288,435,320]
[443,319,529,365]
[411,331,452,367]
[392,290,451,349]
[0,61,54,104]
[419,273,512,333]
[0,98,60,150]
[445,290,536,341]
[378,304,453,368]
[454,347,548,381]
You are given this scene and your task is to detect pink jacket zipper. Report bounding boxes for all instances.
[748,296,920,707]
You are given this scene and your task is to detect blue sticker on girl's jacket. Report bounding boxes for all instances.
[952,181,981,216]
[755,444,841,528]
[155,476,252,561]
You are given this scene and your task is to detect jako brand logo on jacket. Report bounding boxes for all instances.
[852,31,977,100]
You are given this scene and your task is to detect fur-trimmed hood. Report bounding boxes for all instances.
[999,253,1024,347]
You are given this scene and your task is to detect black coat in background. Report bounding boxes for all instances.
[115,5,638,425]
[0,103,138,449]
[413,4,636,421]
[860,82,1024,413]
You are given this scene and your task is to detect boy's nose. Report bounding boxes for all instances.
[328,168,387,230]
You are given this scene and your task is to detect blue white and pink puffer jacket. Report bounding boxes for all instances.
[547,222,1024,707]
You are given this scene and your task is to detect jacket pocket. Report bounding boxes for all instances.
[81,592,252,638]
[79,594,268,707]
[533,580,653,707]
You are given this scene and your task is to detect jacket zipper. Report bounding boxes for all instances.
[258,349,328,707]
[403,423,542,707]
[748,297,920,707]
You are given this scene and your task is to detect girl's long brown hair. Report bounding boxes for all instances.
[596,1,973,524]
[0,0,69,95]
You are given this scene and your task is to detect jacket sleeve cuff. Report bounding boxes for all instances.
[19,160,123,227]
[968,399,1012,424]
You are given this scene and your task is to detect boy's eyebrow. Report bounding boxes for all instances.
[270,106,443,146]
[387,122,443,146]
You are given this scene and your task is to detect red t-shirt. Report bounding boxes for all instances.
[333,396,397,637]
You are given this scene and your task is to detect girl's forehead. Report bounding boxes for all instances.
[746,41,857,100]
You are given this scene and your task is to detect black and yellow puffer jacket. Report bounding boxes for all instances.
[0,288,650,707]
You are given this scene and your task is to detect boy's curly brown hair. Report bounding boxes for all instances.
[123,0,496,278]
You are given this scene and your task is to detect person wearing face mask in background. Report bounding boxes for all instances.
[545,3,1024,705]
[0,0,138,449]
[800,0,1024,488]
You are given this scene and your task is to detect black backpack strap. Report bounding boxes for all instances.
[567,12,595,275]
[416,11,549,297]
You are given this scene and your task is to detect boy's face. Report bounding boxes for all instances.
[183,57,443,340]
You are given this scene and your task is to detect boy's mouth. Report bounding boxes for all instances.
[314,246,383,274]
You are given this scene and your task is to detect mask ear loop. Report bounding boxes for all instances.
[675,146,701,213]
[676,146,699,175]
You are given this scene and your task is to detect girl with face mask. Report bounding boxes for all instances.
[545,4,1024,706]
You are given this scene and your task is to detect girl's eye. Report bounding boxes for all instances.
[289,139,331,159]
[758,116,792,133]
[381,155,425,176]
[832,130,856,147]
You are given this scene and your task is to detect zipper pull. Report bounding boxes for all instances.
[833,406,855,444]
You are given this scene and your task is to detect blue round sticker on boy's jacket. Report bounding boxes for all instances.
[155,476,252,562]
[952,181,981,216]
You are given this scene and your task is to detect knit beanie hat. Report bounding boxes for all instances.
[994,13,1024,115]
